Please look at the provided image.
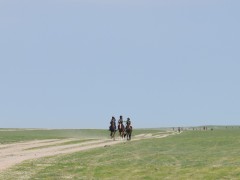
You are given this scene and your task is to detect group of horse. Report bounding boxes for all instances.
[109,120,132,141]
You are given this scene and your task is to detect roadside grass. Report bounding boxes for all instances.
[1,128,240,179]
[0,129,97,144]
[0,129,110,144]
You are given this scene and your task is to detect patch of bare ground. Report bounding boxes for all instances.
[0,131,176,173]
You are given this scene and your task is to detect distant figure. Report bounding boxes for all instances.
[125,118,132,140]
[109,116,116,140]
[126,117,131,126]
[109,116,116,131]
[118,116,125,139]
[118,115,123,124]
[178,127,181,133]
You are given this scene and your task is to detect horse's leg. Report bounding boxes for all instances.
[129,130,132,140]
[110,131,115,140]
[120,130,123,140]
[125,126,129,140]
[120,131,123,140]
[118,130,121,140]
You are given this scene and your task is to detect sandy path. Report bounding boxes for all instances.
[0,132,176,172]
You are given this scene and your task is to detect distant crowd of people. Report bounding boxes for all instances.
[172,126,213,132]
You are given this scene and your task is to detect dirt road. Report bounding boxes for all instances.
[0,132,176,172]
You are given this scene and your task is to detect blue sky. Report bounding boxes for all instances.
[0,0,240,128]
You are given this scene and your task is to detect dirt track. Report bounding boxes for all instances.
[0,132,177,172]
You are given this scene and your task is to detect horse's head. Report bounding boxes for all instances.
[118,123,125,131]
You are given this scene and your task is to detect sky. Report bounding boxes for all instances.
[0,0,240,129]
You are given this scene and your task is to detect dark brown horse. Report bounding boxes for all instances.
[109,120,116,140]
[118,122,125,140]
[125,124,132,140]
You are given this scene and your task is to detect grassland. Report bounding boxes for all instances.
[0,129,106,144]
[0,128,166,144]
[1,127,240,179]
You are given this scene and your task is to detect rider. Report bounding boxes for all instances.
[118,115,123,125]
[109,116,116,131]
[126,117,131,126]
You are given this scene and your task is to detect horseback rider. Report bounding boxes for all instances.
[117,116,125,139]
[125,117,132,140]
[126,117,131,126]
[118,115,123,125]
[109,116,116,131]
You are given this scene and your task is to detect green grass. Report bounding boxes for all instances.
[1,128,240,179]
[0,128,167,144]
[0,129,108,144]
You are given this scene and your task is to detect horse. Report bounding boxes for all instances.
[125,124,132,140]
[118,122,125,140]
[109,121,116,140]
